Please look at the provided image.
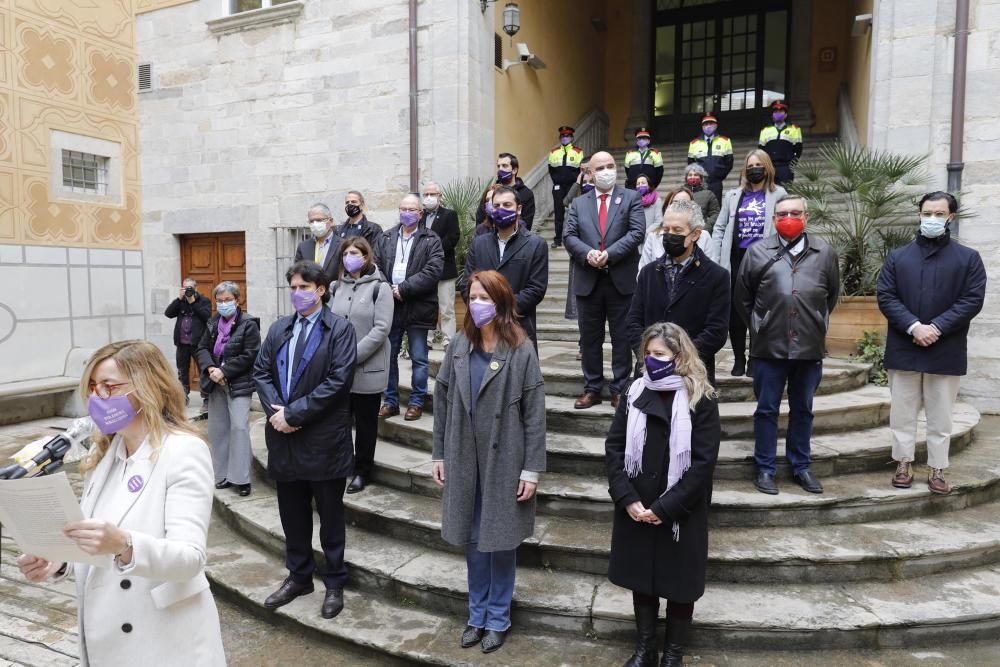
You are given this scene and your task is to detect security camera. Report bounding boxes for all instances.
[517,42,531,62]
[503,43,546,71]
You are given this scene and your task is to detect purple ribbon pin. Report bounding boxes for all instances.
[127,475,144,493]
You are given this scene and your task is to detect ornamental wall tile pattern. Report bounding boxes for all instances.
[0,0,141,249]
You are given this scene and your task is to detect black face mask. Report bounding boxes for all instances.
[746,167,766,184]
[663,232,689,258]
[345,204,362,218]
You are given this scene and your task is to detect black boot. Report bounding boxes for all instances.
[660,617,690,667]
[624,600,659,667]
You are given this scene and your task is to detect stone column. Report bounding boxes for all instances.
[624,0,654,141]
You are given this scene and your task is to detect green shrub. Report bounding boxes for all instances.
[855,330,887,386]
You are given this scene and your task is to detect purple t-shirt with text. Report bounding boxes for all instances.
[736,190,767,249]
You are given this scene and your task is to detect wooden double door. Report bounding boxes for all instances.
[179,232,247,390]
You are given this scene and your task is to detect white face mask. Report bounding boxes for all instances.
[310,220,329,238]
[421,195,439,211]
[919,216,948,238]
[594,169,617,191]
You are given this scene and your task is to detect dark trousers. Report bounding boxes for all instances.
[276,477,348,590]
[350,392,381,478]
[751,358,824,476]
[774,164,795,185]
[633,591,695,619]
[175,344,207,398]
[729,244,749,362]
[552,186,567,244]
[706,179,723,204]
[576,273,633,396]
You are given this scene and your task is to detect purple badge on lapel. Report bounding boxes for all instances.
[615,196,622,205]
[127,475,144,493]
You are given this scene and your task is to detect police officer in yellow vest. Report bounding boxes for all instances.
[758,100,803,184]
[548,125,585,248]
[687,113,733,202]
[624,127,664,191]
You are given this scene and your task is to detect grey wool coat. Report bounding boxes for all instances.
[329,268,394,395]
[432,334,546,552]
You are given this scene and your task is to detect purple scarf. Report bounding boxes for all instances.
[641,190,658,208]
[213,314,236,357]
[624,373,692,541]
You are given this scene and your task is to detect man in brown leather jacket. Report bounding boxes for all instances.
[735,194,839,496]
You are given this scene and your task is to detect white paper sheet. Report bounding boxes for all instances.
[0,472,107,568]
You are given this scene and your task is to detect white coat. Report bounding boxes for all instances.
[71,431,225,666]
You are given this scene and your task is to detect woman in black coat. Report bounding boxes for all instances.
[605,322,721,667]
[195,281,260,496]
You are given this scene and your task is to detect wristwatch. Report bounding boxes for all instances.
[114,532,133,567]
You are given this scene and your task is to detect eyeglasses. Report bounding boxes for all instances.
[88,381,132,399]
[399,207,421,213]
[775,210,805,219]
[308,217,330,223]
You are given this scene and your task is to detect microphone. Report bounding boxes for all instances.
[0,417,94,480]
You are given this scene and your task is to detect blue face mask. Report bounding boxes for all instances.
[560,136,572,146]
[920,216,948,239]
[637,138,650,149]
[644,354,676,381]
[217,301,237,318]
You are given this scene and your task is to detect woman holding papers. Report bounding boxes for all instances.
[17,340,225,666]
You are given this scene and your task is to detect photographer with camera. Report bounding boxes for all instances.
[164,276,211,411]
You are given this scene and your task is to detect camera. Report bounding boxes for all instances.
[185,286,196,298]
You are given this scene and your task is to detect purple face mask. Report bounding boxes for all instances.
[484,201,495,218]
[400,211,421,228]
[88,393,139,435]
[560,136,572,146]
[637,184,650,195]
[772,111,787,123]
[637,138,650,149]
[703,124,717,136]
[492,206,517,229]
[469,300,497,328]
[497,168,513,183]
[290,288,319,314]
[343,254,364,274]
[581,183,595,194]
[644,355,676,381]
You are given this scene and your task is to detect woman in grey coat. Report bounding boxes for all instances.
[330,237,393,494]
[431,270,546,655]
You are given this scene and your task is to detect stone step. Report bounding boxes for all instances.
[205,519,627,666]
[249,424,1000,526]
[425,352,872,402]
[213,478,1000,649]
[397,377,893,439]
[377,403,980,477]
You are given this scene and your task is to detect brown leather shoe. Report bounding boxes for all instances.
[574,392,603,409]
[404,405,423,421]
[928,468,951,495]
[892,461,913,488]
[378,404,400,418]
[610,394,621,410]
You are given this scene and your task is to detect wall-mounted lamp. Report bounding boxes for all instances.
[481,1,520,39]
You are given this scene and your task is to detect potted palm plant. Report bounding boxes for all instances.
[441,176,491,324]
[787,142,927,357]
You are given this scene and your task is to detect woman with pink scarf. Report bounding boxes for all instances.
[605,322,721,667]
[635,174,661,234]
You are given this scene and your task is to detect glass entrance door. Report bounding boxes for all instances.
[653,1,790,142]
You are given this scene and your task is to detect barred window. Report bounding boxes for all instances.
[61,150,109,195]
[230,0,296,13]
[495,33,502,69]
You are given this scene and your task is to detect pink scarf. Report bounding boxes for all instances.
[624,373,692,541]
[213,314,236,357]
[641,191,658,208]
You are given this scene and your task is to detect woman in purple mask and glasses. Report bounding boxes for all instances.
[17,340,226,666]
[431,270,546,654]
[330,237,393,494]
[605,321,720,667]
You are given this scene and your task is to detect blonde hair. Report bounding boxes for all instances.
[640,322,717,409]
[79,340,202,473]
[739,149,778,193]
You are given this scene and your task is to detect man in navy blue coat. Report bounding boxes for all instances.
[877,191,987,495]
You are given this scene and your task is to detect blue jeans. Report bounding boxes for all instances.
[752,358,823,475]
[466,486,517,632]
[383,323,429,407]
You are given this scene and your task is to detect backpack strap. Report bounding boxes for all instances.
[748,234,804,304]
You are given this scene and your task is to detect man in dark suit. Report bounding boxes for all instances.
[420,181,461,347]
[563,151,646,409]
[252,260,358,620]
[294,203,340,279]
[461,185,549,344]
[627,199,730,386]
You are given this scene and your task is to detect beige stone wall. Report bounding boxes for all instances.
[136,0,195,13]
[847,0,874,144]
[0,0,141,250]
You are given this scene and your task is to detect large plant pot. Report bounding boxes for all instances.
[826,296,887,358]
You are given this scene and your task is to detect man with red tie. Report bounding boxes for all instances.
[563,151,646,409]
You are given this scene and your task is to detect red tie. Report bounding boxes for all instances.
[598,194,609,251]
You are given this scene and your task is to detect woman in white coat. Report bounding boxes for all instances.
[17,340,225,666]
